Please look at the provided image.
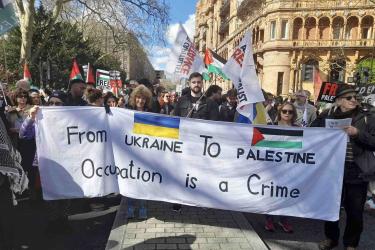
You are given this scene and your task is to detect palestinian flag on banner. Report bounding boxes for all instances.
[69,58,84,82]
[23,63,32,84]
[252,127,303,149]
[204,48,229,80]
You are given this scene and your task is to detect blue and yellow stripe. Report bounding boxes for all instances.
[133,113,180,139]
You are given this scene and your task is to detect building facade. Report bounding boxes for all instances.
[195,0,375,97]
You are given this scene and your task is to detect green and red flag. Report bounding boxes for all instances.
[23,63,32,84]
[69,58,84,82]
[86,63,95,85]
[204,48,228,80]
[252,127,303,149]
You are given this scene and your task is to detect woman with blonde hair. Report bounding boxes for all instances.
[127,85,153,111]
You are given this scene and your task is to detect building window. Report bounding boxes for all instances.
[362,27,370,39]
[302,59,318,82]
[281,20,288,39]
[270,21,276,40]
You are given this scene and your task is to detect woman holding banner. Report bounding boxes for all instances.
[311,84,375,250]
[264,102,297,233]
[125,85,153,219]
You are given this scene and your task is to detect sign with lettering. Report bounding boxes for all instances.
[165,24,205,80]
[35,107,346,221]
[317,82,339,103]
[355,84,375,107]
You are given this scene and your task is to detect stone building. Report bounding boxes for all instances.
[195,0,375,98]
[83,22,155,81]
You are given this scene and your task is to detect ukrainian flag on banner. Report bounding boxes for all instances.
[133,113,180,139]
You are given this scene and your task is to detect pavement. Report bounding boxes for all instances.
[106,198,268,250]
[107,198,375,250]
[11,195,121,250]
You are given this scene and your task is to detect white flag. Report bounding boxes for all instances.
[166,24,205,80]
[223,31,264,118]
[301,105,308,127]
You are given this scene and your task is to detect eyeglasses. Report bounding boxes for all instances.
[281,110,294,115]
[48,101,63,106]
[342,95,357,101]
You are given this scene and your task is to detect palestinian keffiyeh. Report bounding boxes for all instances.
[0,118,28,197]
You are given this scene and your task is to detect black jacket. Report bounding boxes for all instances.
[65,94,87,106]
[219,102,236,122]
[311,106,375,181]
[174,92,219,121]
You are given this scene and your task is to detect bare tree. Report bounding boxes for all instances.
[13,0,169,64]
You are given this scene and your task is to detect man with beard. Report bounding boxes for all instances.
[205,85,223,105]
[174,72,219,120]
[172,72,219,212]
[65,79,87,106]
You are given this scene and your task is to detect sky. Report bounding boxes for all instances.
[148,0,198,71]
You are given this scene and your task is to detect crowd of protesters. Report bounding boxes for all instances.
[1,71,375,250]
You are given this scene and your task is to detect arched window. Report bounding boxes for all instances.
[345,16,359,40]
[318,17,330,40]
[361,16,374,39]
[303,59,318,81]
[332,17,344,39]
[293,18,303,40]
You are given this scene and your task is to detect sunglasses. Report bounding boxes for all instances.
[48,101,63,106]
[281,110,294,114]
[342,95,357,101]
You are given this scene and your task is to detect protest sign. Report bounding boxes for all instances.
[317,82,339,103]
[325,118,352,129]
[223,31,265,124]
[36,107,347,221]
[165,24,205,81]
[96,69,111,91]
[355,84,375,107]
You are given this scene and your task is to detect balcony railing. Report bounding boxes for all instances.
[251,39,375,53]
[291,39,375,48]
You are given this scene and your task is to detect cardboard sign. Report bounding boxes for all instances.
[317,82,339,103]
[355,85,375,107]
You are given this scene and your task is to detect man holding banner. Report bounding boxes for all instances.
[311,84,375,250]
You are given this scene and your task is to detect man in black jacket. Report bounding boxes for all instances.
[65,79,87,106]
[172,72,219,212]
[174,72,219,120]
[312,84,375,250]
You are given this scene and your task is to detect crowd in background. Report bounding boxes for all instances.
[1,71,375,250]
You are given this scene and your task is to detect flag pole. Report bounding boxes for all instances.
[2,40,9,84]
[0,81,8,106]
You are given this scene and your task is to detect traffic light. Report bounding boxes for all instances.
[353,71,361,85]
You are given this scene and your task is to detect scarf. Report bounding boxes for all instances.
[0,118,28,204]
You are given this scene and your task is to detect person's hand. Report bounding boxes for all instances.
[29,106,39,121]
[343,126,358,137]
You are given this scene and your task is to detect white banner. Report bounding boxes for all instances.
[223,31,264,117]
[166,24,205,80]
[36,107,347,221]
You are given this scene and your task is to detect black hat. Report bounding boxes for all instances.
[335,84,357,99]
[50,90,67,103]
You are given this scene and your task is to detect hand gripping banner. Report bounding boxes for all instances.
[36,107,346,221]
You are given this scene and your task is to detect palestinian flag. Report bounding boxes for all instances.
[252,127,303,149]
[69,58,84,82]
[204,48,228,80]
[86,63,95,85]
[23,63,32,84]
